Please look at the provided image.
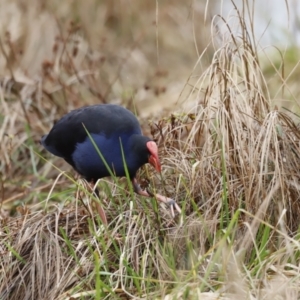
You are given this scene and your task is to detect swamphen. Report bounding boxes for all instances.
[41,104,181,223]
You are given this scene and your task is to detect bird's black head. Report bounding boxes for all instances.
[129,135,161,173]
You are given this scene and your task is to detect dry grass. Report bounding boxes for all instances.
[0,193,179,299]
[1,0,300,299]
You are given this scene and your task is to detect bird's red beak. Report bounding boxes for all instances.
[146,141,161,172]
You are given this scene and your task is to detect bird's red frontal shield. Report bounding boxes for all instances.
[146,141,161,172]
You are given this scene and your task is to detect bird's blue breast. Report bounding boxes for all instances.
[71,133,138,180]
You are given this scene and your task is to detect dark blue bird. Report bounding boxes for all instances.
[41,104,181,223]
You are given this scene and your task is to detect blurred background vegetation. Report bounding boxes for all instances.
[0,0,215,115]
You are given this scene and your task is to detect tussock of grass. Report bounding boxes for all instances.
[0,188,180,299]
[1,0,300,299]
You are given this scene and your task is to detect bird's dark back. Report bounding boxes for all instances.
[42,104,142,161]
